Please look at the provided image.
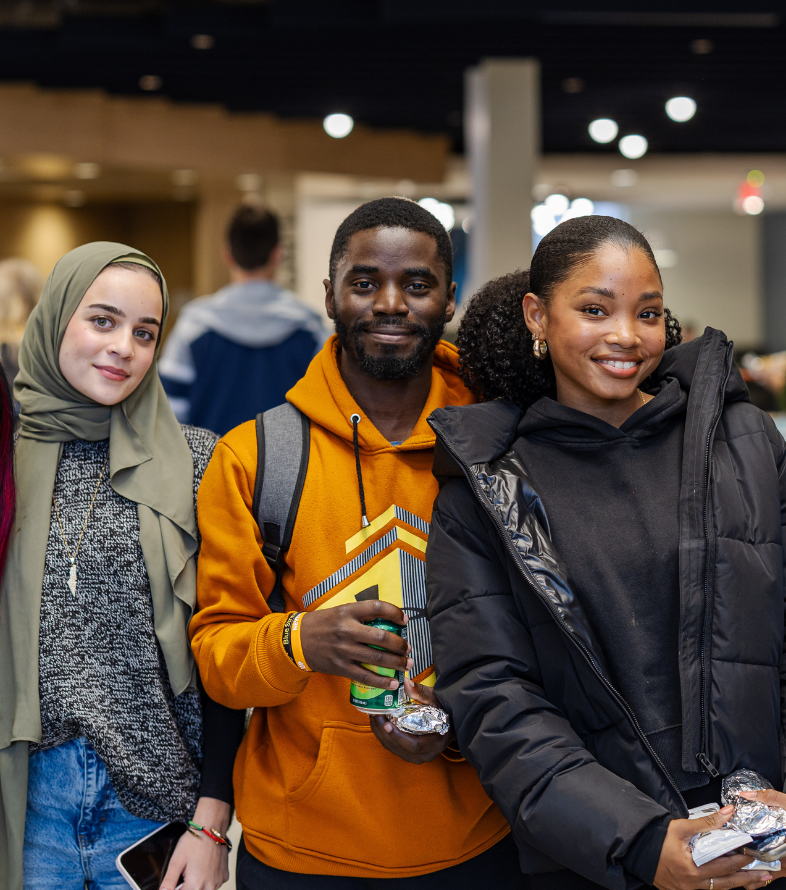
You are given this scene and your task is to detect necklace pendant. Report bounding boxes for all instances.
[67,560,77,596]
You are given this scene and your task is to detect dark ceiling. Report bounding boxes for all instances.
[0,0,784,154]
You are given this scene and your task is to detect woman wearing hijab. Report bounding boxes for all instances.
[0,243,241,890]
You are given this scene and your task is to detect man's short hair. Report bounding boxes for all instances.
[227,204,280,270]
[329,197,454,286]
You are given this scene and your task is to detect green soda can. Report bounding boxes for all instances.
[350,618,407,714]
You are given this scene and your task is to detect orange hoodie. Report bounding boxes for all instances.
[190,336,509,878]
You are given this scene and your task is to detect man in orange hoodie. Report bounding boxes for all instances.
[190,198,516,889]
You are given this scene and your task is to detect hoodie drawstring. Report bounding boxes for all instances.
[350,414,370,529]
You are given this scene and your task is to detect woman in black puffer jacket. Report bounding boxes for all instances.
[426,216,785,890]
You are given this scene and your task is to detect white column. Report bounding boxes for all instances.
[464,58,540,296]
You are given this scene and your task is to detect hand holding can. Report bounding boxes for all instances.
[350,618,408,713]
[298,601,411,689]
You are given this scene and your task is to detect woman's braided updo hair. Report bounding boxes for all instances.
[456,215,682,410]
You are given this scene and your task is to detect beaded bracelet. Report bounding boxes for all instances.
[187,820,233,851]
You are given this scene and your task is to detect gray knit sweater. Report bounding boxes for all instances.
[30,425,218,823]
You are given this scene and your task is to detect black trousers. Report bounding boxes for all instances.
[236,833,527,890]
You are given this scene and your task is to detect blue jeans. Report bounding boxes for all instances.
[23,737,166,890]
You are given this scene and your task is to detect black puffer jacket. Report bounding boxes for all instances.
[426,329,786,890]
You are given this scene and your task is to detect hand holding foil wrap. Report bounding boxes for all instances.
[722,769,786,836]
[368,678,453,763]
[388,703,450,735]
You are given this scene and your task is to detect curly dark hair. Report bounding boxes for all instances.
[456,216,682,410]
[329,197,453,286]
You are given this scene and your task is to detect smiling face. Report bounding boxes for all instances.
[523,243,666,423]
[325,226,456,381]
[58,265,163,405]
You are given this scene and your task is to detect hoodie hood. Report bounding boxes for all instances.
[430,327,747,471]
[518,378,687,446]
[288,334,473,453]
[174,280,329,350]
[651,327,748,402]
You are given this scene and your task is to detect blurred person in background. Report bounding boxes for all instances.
[160,203,328,436]
[0,258,43,393]
[734,351,779,412]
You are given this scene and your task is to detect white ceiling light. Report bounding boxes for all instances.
[665,96,697,122]
[418,197,455,231]
[588,118,619,144]
[323,113,354,139]
[531,204,558,238]
[619,135,648,159]
[544,193,570,215]
[532,196,596,237]
[560,198,595,223]
[568,197,595,216]
[742,195,764,215]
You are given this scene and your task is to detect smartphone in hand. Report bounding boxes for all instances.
[116,821,187,890]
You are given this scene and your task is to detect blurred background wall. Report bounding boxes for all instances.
[0,0,782,353]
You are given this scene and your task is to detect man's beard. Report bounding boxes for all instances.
[334,312,447,381]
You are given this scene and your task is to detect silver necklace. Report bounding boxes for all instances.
[52,453,108,595]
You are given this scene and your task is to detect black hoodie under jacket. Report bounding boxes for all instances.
[426,328,786,890]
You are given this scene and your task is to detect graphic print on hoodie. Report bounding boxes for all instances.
[304,504,433,687]
[191,335,509,878]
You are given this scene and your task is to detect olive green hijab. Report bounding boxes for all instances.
[0,242,198,890]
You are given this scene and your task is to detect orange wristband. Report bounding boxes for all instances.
[290,611,313,672]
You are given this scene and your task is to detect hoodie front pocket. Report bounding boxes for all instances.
[286,720,362,804]
[280,716,504,872]
[285,720,422,867]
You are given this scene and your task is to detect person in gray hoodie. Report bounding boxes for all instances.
[160,203,327,435]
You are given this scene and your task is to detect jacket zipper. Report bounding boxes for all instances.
[437,432,687,815]
[697,345,732,778]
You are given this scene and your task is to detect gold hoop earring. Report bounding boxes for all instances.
[533,338,548,360]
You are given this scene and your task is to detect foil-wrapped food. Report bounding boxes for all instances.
[722,769,786,836]
[388,703,450,736]
[751,830,786,857]
[691,828,752,867]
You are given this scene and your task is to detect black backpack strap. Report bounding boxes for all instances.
[252,403,310,613]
